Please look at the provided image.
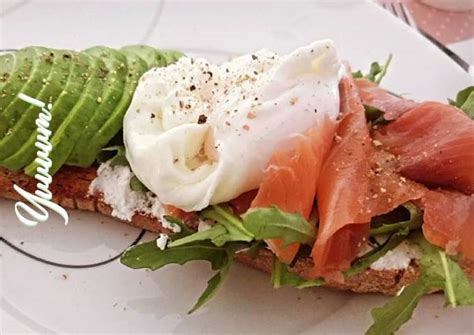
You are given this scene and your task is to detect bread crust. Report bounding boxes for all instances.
[1,166,472,295]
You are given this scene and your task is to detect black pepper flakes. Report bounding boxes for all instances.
[251,54,258,60]
[189,84,196,91]
[198,114,208,124]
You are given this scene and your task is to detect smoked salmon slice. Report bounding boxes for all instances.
[421,190,474,261]
[373,102,474,195]
[355,78,418,120]
[164,205,198,224]
[311,74,426,281]
[250,115,337,264]
[311,75,374,280]
[230,190,258,215]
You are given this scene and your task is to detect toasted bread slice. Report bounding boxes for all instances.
[1,166,472,295]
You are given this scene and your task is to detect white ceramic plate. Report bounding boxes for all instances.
[1,1,473,334]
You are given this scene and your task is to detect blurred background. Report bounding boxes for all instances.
[1,0,473,70]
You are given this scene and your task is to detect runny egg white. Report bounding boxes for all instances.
[124,39,342,211]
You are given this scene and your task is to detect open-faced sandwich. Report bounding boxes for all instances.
[0,40,473,334]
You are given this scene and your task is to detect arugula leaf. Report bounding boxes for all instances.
[352,70,364,79]
[271,257,325,289]
[460,94,474,119]
[96,145,128,166]
[366,279,426,335]
[120,240,228,271]
[366,234,474,334]
[370,202,422,236]
[201,205,254,243]
[364,105,384,122]
[416,234,474,307]
[271,230,408,289]
[188,242,250,313]
[352,54,392,85]
[345,232,406,277]
[374,54,392,85]
[247,240,266,259]
[129,175,149,192]
[242,206,316,247]
[165,215,194,241]
[168,224,229,247]
[451,86,474,107]
[188,254,232,314]
[169,205,254,247]
[451,86,474,119]
[366,62,383,83]
[121,213,255,315]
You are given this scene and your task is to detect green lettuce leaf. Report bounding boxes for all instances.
[366,233,474,334]
[242,206,316,247]
[450,86,474,119]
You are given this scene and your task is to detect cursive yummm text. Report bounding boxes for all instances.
[13,93,68,226]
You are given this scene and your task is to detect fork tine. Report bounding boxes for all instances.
[400,3,418,28]
[390,3,399,17]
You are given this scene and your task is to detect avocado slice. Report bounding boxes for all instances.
[0,47,55,130]
[74,49,148,169]
[121,45,166,68]
[0,49,35,112]
[0,51,91,170]
[0,53,15,92]
[0,47,44,116]
[159,49,185,65]
[0,49,78,168]
[66,46,128,167]
[0,53,15,136]
[24,52,107,175]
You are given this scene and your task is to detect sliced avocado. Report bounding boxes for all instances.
[24,52,107,175]
[0,48,55,129]
[66,46,128,167]
[121,45,165,68]
[0,49,77,168]
[0,53,15,92]
[75,49,148,169]
[0,47,46,115]
[0,51,91,170]
[159,49,185,65]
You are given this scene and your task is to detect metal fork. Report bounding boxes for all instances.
[382,1,471,73]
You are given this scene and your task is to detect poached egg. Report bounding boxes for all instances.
[124,40,342,211]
